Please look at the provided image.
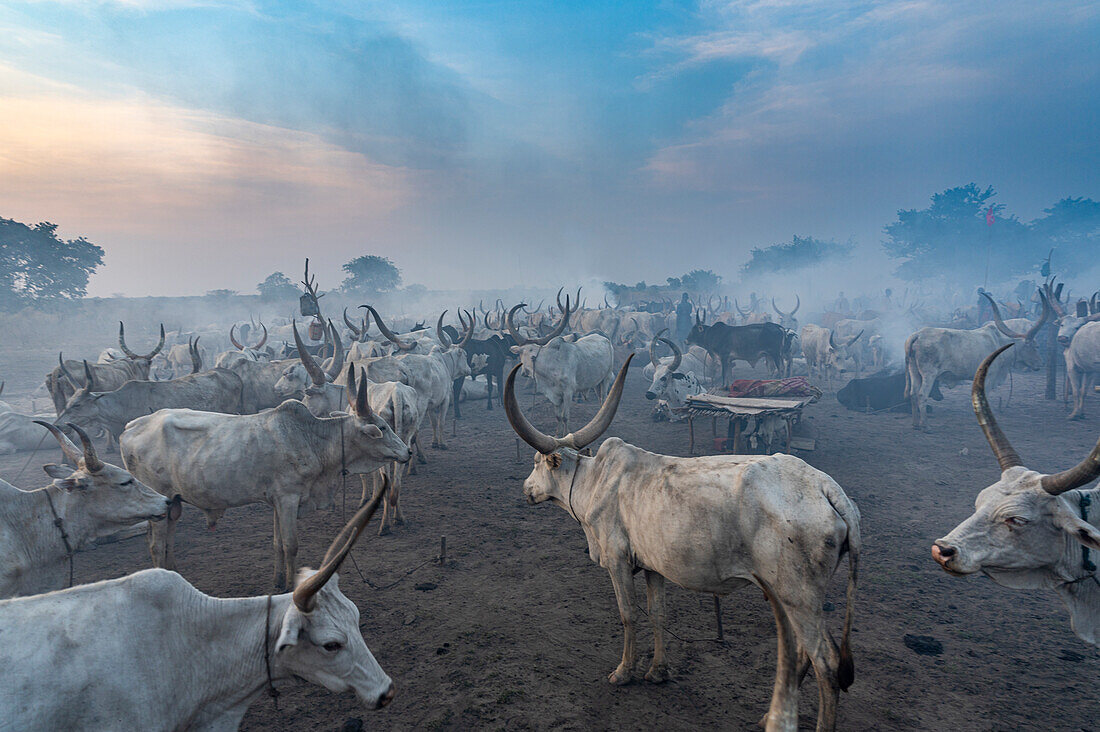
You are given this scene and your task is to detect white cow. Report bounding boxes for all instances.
[121,366,410,590]
[0,492,395,729]
[933,344,1100,646]
[905,290,1050,430]
[0,422,170,598]
[643,334,706,410]
[505,356,860,731]
[1065,321,1100,420]
[801,324,863,390]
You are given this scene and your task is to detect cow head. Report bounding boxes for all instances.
[772,295,800,331]
[981,289,1052,370]
[61,361,110,431]
[279,487,394,710]
[645,336,702,407]
[277,320,345,398]
[686,309,708,347]
[504,355,632,508]
[117,321,166,374]
[336,365,411,472]
[932,345,1100,624]
[35,421,173,543]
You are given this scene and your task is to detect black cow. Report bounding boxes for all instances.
[686,313,787,386]
[837,370,942,413]
[444,325,513,416]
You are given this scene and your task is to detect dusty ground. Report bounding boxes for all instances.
[2,341,1098,731]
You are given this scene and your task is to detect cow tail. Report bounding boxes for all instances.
[902,334,916,400]
[822,480,860,691]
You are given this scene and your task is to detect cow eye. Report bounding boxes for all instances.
[1005,516,1029,527]
[121,479,134,486]
[322,641,343,652]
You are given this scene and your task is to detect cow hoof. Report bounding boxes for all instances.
[437,444,448,450]
[1069,413,1085,421]
[395,516,406,526]
[378,525,391,536]
[644,665,670,683]
[608,668,633,685]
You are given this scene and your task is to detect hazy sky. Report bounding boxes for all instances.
[1,0,1097,297]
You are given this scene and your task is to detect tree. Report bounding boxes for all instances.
[1028,197,1100,273]
[680,269,722,293]
[257,271,299,301]
[0,217,104,310]
[340,255,401,295]
[205,289,238,299]
[740,236,852,278]
[882,184,1034,286]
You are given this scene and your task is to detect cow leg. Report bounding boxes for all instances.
[146,513,177,570]
[788,611,842,732]
[908,364,925,430]
[758,578,800,732]
[557,392,572,437]
[451,378,463,420]
[606,560,637,685]
[436,399,450,449]
[913,376,936,432]
[274,496,300,592]
[391,464,406,526]
[643,570,670,683]
[1067,365,1086,420]
[273,504,286,590]
[486,372,494,411]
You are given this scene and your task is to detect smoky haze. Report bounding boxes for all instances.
[0,1,1095,298]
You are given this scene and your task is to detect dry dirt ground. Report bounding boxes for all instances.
[1,344,1098,731]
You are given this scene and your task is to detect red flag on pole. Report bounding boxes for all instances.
[985,206,995,226]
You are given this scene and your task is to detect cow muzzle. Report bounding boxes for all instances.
[376,681,396,709]
[931,542,968,576]
[644,391,656,400]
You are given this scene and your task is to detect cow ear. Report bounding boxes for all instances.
[510,346,521,354]
[43,464,71,479]
[51,475,87,492]
[1054,502,1100,551]
[546,453,563,470]
[276,606,304,653]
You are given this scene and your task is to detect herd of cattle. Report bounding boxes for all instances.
[0,277,1098,730]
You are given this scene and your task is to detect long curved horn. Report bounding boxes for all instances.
[33,420,83,466]
[252,322,268,349]
[344,364,357,410]
[119,322,165,360]
[503,363,561,454]
[458,309,474,348]
[343,307,362,339]
[293,320,327,386]
[293,472,389,612]
[189,337,202,374]
[845,329,864,349]
[82,360,97,392]
[1041,436,1100,495]
[649,328,669,367]
[508,299,570,347]
[772,297,785,317]
[325,320,344,380]
[735,299,750,317]
[436,311,452,348]
[67,423,104,473]
[1023,288,1052,341]
[981,292,1025,339]
[505,303,530,345]
[229,324,244,350]
[567,354,634,450]
[791,294,800,315]
[829,330,838,349]
[659,337,682,372]
[360,305,415,351]
[58,353,79,389]
[971,344,1023,471]
[555,287,565,312]
[355,367,373,420]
